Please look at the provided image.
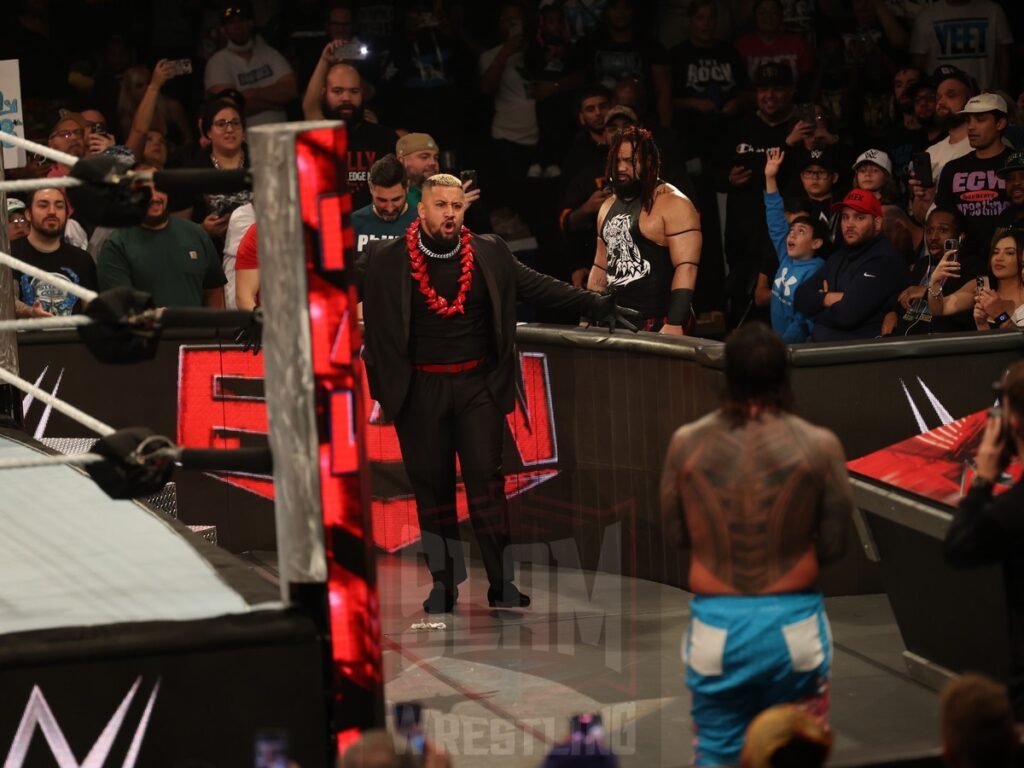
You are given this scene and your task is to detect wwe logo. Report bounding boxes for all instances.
[3,677,160,768]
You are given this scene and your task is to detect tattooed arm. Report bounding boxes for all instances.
[816,427,853,565]
[660,428,691,551]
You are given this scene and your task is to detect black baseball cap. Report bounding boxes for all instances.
[931,65,978,96]
[997,150,1024,179]
[753,61,794,88]
[222,2,252,21]
[796,148,836,174]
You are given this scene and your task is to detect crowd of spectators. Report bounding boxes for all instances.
[4,0,1024,342]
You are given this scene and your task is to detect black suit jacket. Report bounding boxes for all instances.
[359,233,599,420]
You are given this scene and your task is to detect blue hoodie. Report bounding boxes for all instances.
[764,191,825,343]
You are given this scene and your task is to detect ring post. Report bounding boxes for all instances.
[0,148,22,429]
[248,121,383,758]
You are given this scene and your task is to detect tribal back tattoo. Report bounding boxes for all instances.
[660,411,852,594]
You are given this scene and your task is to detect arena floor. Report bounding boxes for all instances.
[370,555,941,767]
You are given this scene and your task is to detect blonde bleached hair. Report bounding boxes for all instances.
[422,173,463,190]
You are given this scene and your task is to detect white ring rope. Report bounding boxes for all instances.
[0,176,82,193]
[0,315,93,333]
[0,250,98,303]
[0,452,105,470]
[0,366,113,436]
[0,131,79,167]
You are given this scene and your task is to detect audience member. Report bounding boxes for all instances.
[191,99,254,242]
[888,208,966,335]
[234,222,259,311]
[396,133,440,209]
[660,322,851,766]
[223,201,255,310]
[927,228,1024,331]
[120,61,193,162]
[793,148,840,240]
[996,151,1024,228]
[933,92,1012,271]
[11,189,97,316]
[6,199,29,243]
[945,359,1024,722]
[794,189,908,341]
[740,704,832,768]
[204,3,299,126]
[587,126,701,333]
[560,104,634,286]
[910,66,976,222]
[852,149,895,200]
[571,0,672,126]
[763,148,827,343]
[352,154,418,256]
[910,0,1013,92]
[718,61,800,324]
[480,3,541,216]
[561,85,612,184]
[735,0,815,94]
[304,59,399,209]
[939,675,1019,768]
[98,169,226,308]
[47,113,87,177]
[525,3,584,173]
[670,0,746,158]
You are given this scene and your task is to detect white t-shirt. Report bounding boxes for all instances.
[204,37,294,126]
[926,131,973,185]
[909,0,1013,90]
[479,45,539,147]
[222,203,255,310]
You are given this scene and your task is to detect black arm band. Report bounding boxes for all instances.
[591,263,606,272]
[674,261,700,269]
[666,288,694,326]
[666,228,700,237]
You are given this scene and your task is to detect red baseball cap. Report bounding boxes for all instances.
[831,188,882,218]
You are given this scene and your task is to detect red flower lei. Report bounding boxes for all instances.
[406,219,475,318]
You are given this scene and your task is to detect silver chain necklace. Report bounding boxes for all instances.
[417,232,460,260]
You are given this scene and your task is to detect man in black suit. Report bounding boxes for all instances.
[360,174,637,613]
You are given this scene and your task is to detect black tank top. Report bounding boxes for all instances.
[600,190,673,319]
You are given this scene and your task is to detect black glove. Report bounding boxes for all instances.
[78,287,160,364]
[234,307,263,355]
[587,291,643,333]
[86,427,175,499]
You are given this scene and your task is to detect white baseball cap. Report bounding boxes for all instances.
[959,92,1009,115]
[7,198,25,214]
[853,148,892,176]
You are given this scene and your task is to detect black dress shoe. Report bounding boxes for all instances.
[423,584,458,614]
[487,582,531,608]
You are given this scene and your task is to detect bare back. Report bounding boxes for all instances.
[660,410,852,595]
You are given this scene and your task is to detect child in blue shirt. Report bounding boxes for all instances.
[763,147,828,342]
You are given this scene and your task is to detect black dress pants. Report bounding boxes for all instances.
[393,367,512,590]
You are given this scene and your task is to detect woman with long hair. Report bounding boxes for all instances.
[117,63,192,156]
[191,99,253,243]
[927,228,1024,331]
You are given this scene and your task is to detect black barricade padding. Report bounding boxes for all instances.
[159,307,257,330]
[67,155,152,227]
[85,427,175,499]
[152,168,251,195]
[16,326,1024,594]
[178,447,273,475]
[78,287,160,364]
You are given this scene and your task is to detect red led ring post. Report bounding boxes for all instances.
[248,122,382,757]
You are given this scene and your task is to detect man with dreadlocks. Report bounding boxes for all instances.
[587,125,702,333]
[660,323,853,766]
[358,174,641,614]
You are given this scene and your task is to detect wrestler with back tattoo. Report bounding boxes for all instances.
[659,322,854,767]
